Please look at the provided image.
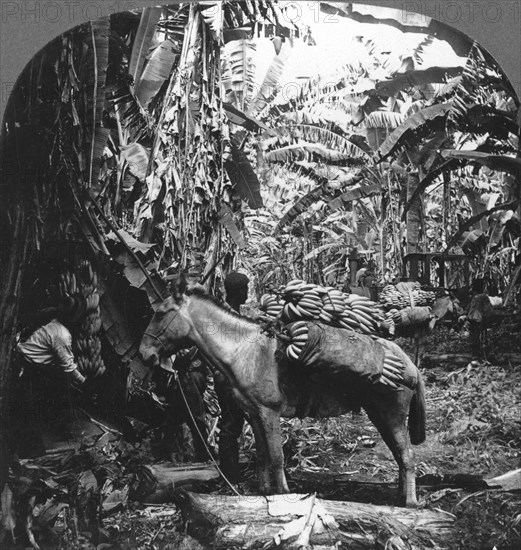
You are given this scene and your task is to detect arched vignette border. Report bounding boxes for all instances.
[0,0,518,491]
[0,0,520,124]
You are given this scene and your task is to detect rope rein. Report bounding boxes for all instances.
[144,304,242,496]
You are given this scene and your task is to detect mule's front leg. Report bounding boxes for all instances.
[248,415,271,494]
[259,407,289,494]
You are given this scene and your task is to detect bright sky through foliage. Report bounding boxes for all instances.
[254,3,466,96]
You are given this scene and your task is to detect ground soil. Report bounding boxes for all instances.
[104,321,520,550]
[4,321,520,549]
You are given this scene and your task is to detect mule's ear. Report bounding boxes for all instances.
[170,273,187,302]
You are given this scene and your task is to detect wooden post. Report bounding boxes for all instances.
[349,248,359,286]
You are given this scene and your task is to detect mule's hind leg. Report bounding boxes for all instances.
[364,392,417,507]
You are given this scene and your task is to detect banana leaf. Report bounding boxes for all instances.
[135,39,179,107]
[199,1,223,42]
[363,111,405,151]
[223,102,267,131]
[265,143,365,166]
[440,150,521,175]
[248,38,293,115]
[302,241,347,261]
[85,18,110,191]
[128,7,162,83]
[321,2,472,57]
[218,204,245,248]
[401,158,458,221]
[375,66,464,98]
[273,178,372,234]
[327,183,382,210]
[378,102,452,161]
[265,125,369,159]
[224,140,264,209]
[444,199,520,253]
[222,38,256,110]
[120,142,150,181]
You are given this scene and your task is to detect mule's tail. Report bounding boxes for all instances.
[409,371,426,444]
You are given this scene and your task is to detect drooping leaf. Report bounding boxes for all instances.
[274,185,332,234]
[128,7,162,83]
[440,149,521,175]
[120,142,150,180]
[265,143,365,166]
[199,2,223,42]
[401,158,458,220]
[375,66,464,98]
[327,183,382,210]
[222,38,257,110]
[321,2,473,57]
[444,199,520,253]
[135,40,179,107]
[378,102,452,160]
[223,27,252,43]
[273,176,369,234]
[223,103,267,131]
[218,204,246,248]
[248,38,293,115]
[303,241,346,261]
[265,125,370,159]
[85,18,110,191]
[224,141,263,209]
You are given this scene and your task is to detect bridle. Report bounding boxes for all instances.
[143,308,181,356]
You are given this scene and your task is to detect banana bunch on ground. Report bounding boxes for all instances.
[379,283,435,310]
[60,260,106,378]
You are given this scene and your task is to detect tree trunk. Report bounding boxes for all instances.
[0,207,28,490]
[130,463,220,504]
[174,491,456,550]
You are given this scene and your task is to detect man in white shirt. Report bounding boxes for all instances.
[11,295,88,456]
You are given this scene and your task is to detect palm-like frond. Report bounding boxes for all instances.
[128,7,162,83]
[378,102,452,160]
[265,124,370,159]
[222,38,257,110]
[85,18,110,192]
[264,143,366,166]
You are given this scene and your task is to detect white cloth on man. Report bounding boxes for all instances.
[17,319,85,383]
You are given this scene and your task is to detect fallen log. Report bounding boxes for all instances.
[174,491,455,550]
[130,463,220,504]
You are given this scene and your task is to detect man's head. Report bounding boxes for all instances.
[224,272,249,310]
[57,295,86,327]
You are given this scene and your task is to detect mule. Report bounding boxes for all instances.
[393,290,464,365]
[139,280,426,507]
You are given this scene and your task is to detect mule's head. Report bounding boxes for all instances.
[431,290,465,328]
[139,275,193,367]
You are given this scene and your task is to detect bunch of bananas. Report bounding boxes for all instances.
[259,294,284,318]
[260,280,384,361]
[285,320,309,361]
[379,283,435,310]
[60,260,106,378]
[380,352,406,388]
